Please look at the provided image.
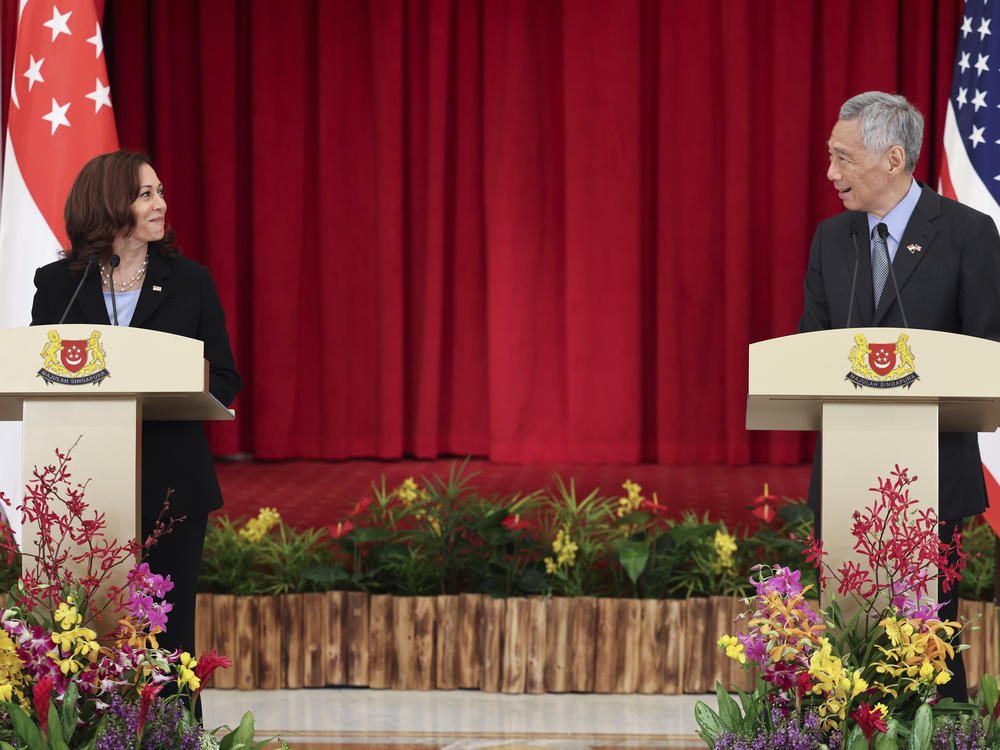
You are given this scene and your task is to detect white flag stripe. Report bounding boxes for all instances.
[980,431,1000,481]
[0,141,62,328]
[0,141,62,545]
[943,103,1000,231]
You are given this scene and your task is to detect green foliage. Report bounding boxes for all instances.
[249,523,330,596]
[458,492,548,597]
[957,516,996,602]
[695,681,774,747]
[694,698,726,746]
[539,476,619,597]
[746,500,817,591]
[216,711,281,750]
[908,703,931,749]
[198,516,268,596]
[0,551,19,597]
[199,514,331,596]
[968,672,1000,746]
[1,686,95,750]
[334,462,546,596]
[617,539,649,585]
[3,702,47,750]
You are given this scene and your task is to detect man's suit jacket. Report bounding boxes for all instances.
[798,182,1000,521]
[30,246,242,519]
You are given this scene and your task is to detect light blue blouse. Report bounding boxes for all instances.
[103,290,140,327]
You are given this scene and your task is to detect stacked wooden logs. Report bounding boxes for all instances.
[195,593,997,693]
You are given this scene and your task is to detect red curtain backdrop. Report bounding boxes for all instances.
[1,0,963,463]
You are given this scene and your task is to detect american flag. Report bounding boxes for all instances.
[939,0,1000,532]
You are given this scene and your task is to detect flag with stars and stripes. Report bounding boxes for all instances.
[939,0,1000,534]
[0,0,118,543]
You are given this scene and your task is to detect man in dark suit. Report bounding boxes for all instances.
[798,91,1000,701]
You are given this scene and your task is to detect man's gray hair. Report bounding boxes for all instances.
[839,91,924,173]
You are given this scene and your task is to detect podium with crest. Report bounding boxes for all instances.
[747,328,1000,613]
[0,324,232,624]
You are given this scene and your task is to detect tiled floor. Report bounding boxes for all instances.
[202,688,718,750]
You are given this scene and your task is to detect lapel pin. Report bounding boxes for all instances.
[906,244,921,254]
[152,285,162,292]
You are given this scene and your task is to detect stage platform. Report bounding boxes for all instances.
[213,459,812,531]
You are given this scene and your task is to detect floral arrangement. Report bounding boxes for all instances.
[191,467,1000,603]
[0,444,285,749]
[696,466,1000,749]
[192,461,821,600]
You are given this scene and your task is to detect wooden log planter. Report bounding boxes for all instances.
[195,593,1000,693]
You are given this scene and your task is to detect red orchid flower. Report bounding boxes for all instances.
[330,520,354,539]
[751,483,779,523]
[32,676,53,735]
[502,514,531,531]
[639,498,668,514]
[848,703,887,740]
[795,669,812,699]
[350,497,371,517]
[193,648,234,698]
[137,682,165,739]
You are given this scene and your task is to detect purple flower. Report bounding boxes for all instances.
[125,563,175,631]
[129,563,175,598]
[96,694,139,750]
[888,573,946,620]
[127,592,173,632]
[931,716,987,749]
[96,692,201,749]
[713,709,829,749]
[762,662,798,691]
[768,567,803,596]
[738,633,768,665]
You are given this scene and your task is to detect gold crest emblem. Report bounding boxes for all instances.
[846,332,918,389]
[38,330,110,385]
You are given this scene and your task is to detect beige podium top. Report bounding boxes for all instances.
[0,324,233,422]
[747,328,1000,432]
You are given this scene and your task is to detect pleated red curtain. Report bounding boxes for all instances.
[1,0,962,463]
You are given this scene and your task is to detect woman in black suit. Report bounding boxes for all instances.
[30,151,242,657]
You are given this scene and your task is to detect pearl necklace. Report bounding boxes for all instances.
[101,254,148,292]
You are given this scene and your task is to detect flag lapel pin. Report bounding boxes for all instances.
[152,285,162,292]
[906,244,921,254]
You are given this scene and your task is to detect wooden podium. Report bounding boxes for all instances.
[0,324,233,620]
[748,328,1000,614]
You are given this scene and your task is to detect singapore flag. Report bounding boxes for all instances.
[0,0,118,542]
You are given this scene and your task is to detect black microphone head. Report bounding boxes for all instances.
[86,253,99,265]
[876,222,889,240]
[109,254,121,268]
[849,222,858,239]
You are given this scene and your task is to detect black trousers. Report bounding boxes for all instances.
[140,513,208,655]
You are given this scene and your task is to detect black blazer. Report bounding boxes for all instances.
[798,183,1000,521]
[30,246,242,519]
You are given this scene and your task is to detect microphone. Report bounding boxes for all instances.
[877,223,910,328]
[58,254,99,324]
[108,254,120,326]
[845,223,861,328]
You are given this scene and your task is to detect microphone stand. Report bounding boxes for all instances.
[108,254,120,326]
